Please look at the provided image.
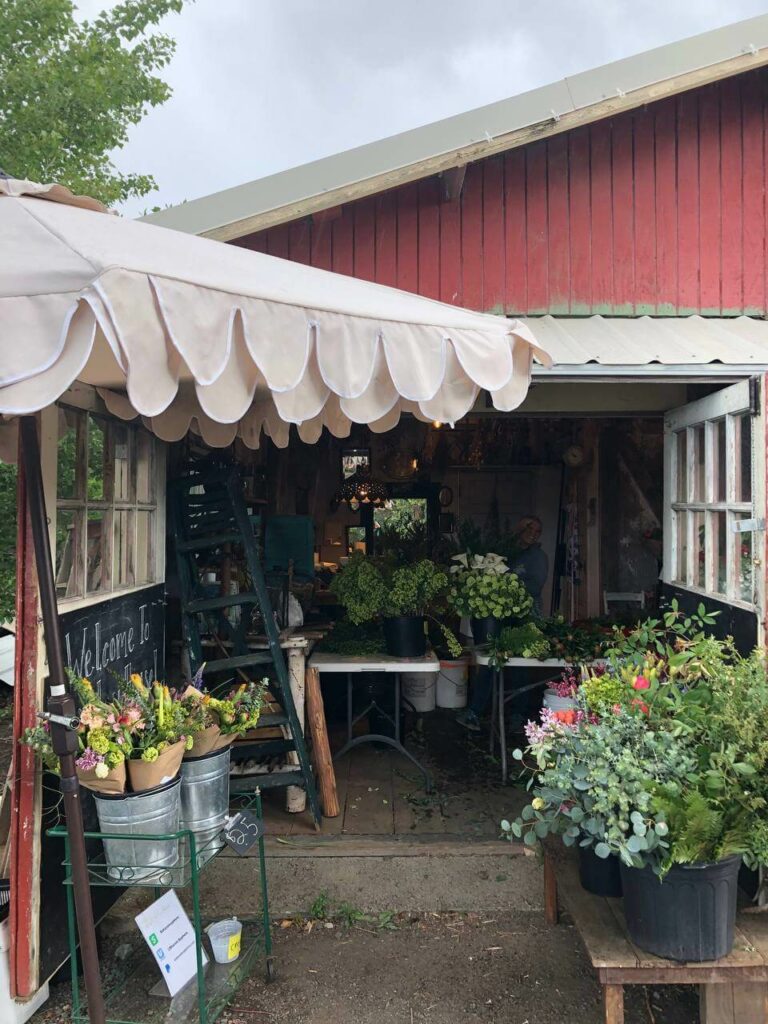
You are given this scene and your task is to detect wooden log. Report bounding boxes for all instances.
[305,667,340,818]
[602,984,624,1024]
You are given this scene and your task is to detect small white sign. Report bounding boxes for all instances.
[135,890,207,997]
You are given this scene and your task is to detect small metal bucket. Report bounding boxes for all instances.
[180,746,231,844]
[93,777,181,883]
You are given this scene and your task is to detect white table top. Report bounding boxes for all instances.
[309,651,440,673]
[473,654,568,668]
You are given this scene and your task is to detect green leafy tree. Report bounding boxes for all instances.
[1,0,186,205]
[0,464,17,623]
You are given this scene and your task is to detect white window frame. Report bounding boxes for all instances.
[663,379,764,615]
[42,391,166,612]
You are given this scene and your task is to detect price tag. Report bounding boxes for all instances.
[222,810,264,855]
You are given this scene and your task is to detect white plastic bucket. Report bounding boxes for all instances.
[437,658,469,709]
[401,673,436,713]
[543,691,577,712]
[206,917,243,964]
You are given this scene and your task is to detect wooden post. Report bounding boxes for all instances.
[305,667,339,818]
[285,645,307,813]
[700,982,768,1024]
[602,984,624,1024]
[543,848,558,926]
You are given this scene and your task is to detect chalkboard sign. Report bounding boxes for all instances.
[59,583,166,698]
[40,584,166,983]
[222,810,264,855]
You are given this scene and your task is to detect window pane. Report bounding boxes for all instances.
[712,511,727,596]
[55,509,82,598]
[676,431,687,502]
[693,425,705,501]
[87,415,108,501]
[136,510,154,584]
[737,414,752,503]
[734,514,754,603]
[714,419,726,502]
[113,424,131,502]
[113,509,134,588]
[693,510,705,589]
[57,408,83,500]
[86,509,109,593]
[675,512,688,583]
[136,430,154,503]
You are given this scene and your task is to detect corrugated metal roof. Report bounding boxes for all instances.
[524,315,768,373]
[144,15,768,240]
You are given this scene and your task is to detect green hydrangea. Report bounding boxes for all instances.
[141,746,159,763]
[89,729,110,755]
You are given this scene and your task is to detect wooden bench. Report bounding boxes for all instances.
[543,849,768,1024]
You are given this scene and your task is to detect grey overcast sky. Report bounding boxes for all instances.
[75,0,768,216]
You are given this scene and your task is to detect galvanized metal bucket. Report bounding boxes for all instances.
[180,745,231,844]
[93,777,181,883]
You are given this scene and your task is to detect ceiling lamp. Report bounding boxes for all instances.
[335,469,388,506]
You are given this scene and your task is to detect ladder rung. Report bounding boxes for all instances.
[187,593,259,612]
[230,739,296,758]
[203,652,273,673]
[229,770,305,794]
[176,532,243,553]
[256,712,289,728]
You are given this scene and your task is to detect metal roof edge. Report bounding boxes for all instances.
[142,15,768,241]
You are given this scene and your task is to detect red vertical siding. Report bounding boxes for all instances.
[238,68,768,316]
[503,149,527,312]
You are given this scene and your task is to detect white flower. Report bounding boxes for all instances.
[94,762,109,779]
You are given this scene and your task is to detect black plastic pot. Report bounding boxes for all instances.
[620,855,741,962]
[578,845,623,898]
[383,615,426,658]
[470,616,505,645]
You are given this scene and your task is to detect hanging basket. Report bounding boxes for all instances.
[127,740,186,793]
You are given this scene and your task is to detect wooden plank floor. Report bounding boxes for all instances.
[260,708,528,840]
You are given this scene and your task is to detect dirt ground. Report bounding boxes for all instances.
[32,910,700,1024]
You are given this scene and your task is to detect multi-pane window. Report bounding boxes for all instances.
[665,381,756,607]
[55,408,160,600]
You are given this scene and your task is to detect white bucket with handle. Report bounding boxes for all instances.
[437,658,469,709]
[401,672,436,713]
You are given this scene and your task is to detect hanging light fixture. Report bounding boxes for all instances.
[334,468,388,506]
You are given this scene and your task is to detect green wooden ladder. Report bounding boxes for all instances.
[169,462,321,826]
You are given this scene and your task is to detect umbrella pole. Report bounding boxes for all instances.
[19,416,106,1024]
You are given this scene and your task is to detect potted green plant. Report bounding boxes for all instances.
[448,552,533,644]
[505,608,768,962]
[331,554,460,658]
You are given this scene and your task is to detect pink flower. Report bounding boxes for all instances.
[633,676,650,690]
[612,703,623,714]
[631,697,650,715]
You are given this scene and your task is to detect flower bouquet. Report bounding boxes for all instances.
[121,674,191,792]
[71,676,133,794]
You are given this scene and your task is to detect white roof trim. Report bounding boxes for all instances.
[143,15,768,241]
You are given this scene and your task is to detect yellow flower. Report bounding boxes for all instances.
[532,797,545,811]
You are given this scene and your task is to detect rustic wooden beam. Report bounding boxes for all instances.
[543,848,559,925]
[305,667,339,818]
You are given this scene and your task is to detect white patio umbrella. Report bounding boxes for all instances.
[0,177,549,457]
[0,176,549,1024]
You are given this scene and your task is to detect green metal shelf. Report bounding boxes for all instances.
[48,791,274,1024]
